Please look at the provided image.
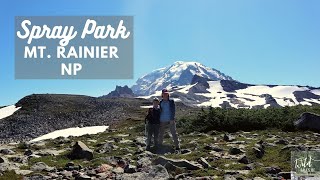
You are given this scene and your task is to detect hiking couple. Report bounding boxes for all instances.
[144,89,180,152]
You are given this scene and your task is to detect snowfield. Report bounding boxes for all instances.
[30,126,109,142]
[139,80,320,109]
[0,105,21,120]
[311,89,320,96]
[235,85,307,106]
[197,82,312,108]
[140,105,153,109]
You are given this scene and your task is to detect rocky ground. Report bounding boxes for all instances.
[1,117,320,180]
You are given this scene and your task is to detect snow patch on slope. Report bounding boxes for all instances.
[137,79,320,109]
[311,89,320,96]
[196,82,314,108]
[30,126,109,142]
[0,105,21,120]
[236,85,308,106]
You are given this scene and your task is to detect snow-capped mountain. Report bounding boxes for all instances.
[131,61,233,95]
[138,75,320,109]
[127,61,320,108]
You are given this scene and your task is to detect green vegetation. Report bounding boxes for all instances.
[5,117,319,179]
[177,105,320,133]
[0,171,22,180]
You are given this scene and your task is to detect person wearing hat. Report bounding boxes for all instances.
[158,88,180,151]
[145,97,161,151]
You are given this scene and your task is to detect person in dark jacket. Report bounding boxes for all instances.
[145,98,161,151]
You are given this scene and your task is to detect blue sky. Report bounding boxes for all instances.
[0,0,320,106]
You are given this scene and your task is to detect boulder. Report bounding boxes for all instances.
[133,136,146,147]
[101,156,126,167]
[24,173,48,180]
[230,141,246,144]
[11,156,28,164]
[154,156,203,170]
[65,161,74,167]
[0,162,19,172]
[14,169,33,175]
[60,170,73,178]
[204,144,223,152]
[68,141,93,160]
[224,134,236,142]
[198,157,211,168]
[112,167,124,174]
[294,112,320,131]
[35,150,60,157]
[274,139,289,145]
[238,155,250,164]
[265,166,281,174]
[244,163,255,170]
[253,146,265,158]
[229,147,245,155]
[0,157,7,163]
[253,177,265,180]
[117,159,127,168]
[281,144,306,151]
[224,174,238,180]
[30,162,55,172]
[24,149,33,156]
[64,161,81,171]
[124,164,137,173]
[85,169,97,176]
[96,142,118,154]
[278,172,291,179]
[137,157,152,168]
[195,176,214,180]
[164,162,184,172]
[175,173,193,179]
[95,164,113,173]
[96,172,109,179]
[225,170,250,175]
[119,165,169,180]
[0,149,15,155]
[180,149,192,155]
[75,174,92,180]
